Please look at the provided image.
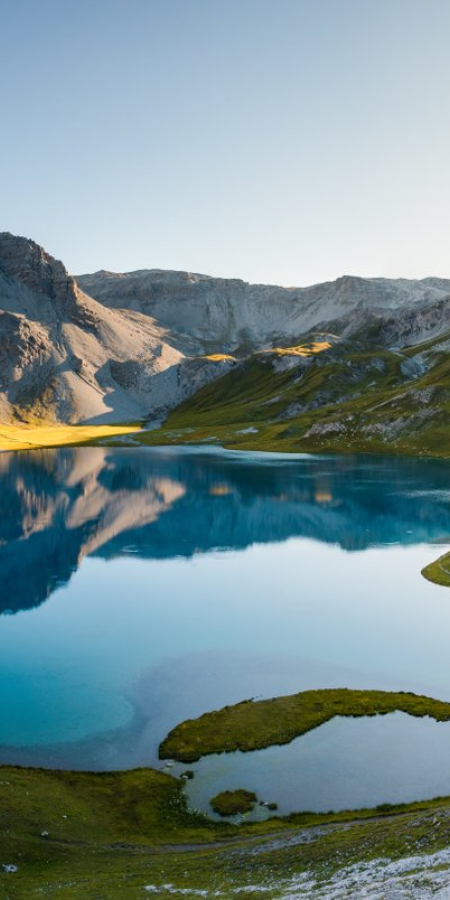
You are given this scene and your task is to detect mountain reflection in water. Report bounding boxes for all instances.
[2,446,450,615]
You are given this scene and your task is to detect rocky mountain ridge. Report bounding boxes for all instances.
[2,231,450,428]
[0,233,235,423]
[78,268,450,355]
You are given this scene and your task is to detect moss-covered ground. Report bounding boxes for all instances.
[159,688,450,763]
[4,765,450,897]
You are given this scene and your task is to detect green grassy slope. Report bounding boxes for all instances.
[6,765,450,897]
[138,331,450,457]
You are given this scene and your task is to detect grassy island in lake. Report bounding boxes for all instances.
[159,687,450,762]
[210,789,258,816]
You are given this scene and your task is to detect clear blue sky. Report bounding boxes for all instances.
[1,0,449,285]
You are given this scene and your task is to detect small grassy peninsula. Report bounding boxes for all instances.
[422,550,450,587]
[159,688,450,762]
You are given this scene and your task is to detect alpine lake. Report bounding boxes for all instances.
[2,445,450,822]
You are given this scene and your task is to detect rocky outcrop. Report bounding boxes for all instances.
[0,233,236,424]
[0,232,74,306]
[78,268,450,354]
[2,231,450,426]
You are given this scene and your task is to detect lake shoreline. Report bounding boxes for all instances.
[2,445,450,895]
[4,762,450,896]
[3,421,450,462]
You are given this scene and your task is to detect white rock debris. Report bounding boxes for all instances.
[143,846,450,898]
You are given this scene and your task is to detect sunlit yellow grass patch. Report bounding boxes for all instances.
[202,354,236,362]
[261,340,332,357]
[0,424,140,452]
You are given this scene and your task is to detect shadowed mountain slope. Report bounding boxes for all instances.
[3,232,450,448]
[0,233,234,424]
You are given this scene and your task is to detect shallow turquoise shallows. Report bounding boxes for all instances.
[2,445,450,814]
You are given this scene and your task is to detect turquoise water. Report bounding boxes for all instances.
[183,713,450,817]
[2,446,450,811]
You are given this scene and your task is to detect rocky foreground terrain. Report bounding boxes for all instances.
[4,761,450,899]
[3,231,450,449]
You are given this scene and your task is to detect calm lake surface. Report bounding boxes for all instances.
[2,445,450,815]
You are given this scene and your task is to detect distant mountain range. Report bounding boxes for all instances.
[2,231,450,456]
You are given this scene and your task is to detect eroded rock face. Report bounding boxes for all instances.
[2,230,450,425]
[0,232,75,307]
[0,233,238,423]
[78,268,450,354]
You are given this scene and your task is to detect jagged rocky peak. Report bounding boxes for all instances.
[0,232,76,304]
[3,229,450,429]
